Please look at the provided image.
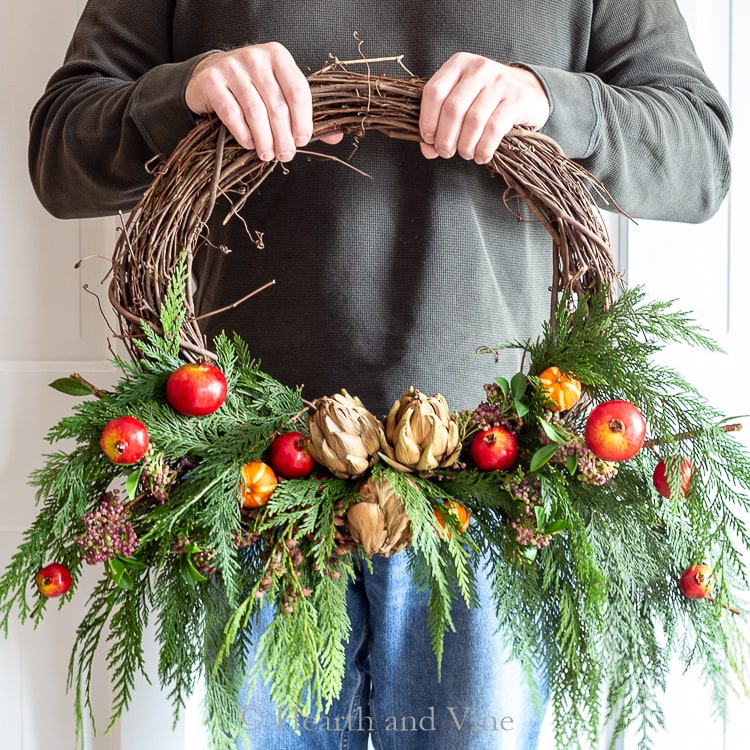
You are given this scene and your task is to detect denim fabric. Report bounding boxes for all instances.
[238,553,545,749]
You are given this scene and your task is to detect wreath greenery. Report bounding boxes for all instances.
[1,61,749,750]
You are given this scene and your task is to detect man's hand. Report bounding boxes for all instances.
[419,53,550,164]
[185,42,341,162]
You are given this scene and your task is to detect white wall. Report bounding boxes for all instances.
[620,2,750,748]
[0,2,747,750]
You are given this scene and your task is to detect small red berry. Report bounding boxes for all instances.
[269,432,316,479]
[470,427,518,472]
[653,457,693,499]
[584,400,646,462]
[100,416,150,465]
[166,362,228,417]
[35,562,73,598]
[679,564,714,600]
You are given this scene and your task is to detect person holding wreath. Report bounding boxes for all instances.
[29,1,731,747]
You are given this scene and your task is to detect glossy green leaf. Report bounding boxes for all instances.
[125,466,144,501]
[510,371,528,400]
[539,417,568,444]
[494,376,510,399]
[106,558,134,591]
[180,554,207,587]
[116,554,148,571]
[545,519,569,535]
[514,399,530,418]
[48,377,94,396]
[529,445,559,473]
[566,453,578,476]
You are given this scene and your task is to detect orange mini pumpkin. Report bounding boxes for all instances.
[239,460,278,508]
[538,366,582,412]
[433,500,471,539]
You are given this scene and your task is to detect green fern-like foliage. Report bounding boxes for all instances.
[0,273,749,750]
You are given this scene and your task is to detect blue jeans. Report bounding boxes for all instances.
[238,552,545,749]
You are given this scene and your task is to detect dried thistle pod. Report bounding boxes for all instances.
[346,475,412,556]
[380,387,461,474]
[307,390,384,479]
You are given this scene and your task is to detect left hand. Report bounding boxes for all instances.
[419,53,550,164]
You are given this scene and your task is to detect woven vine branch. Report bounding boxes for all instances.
[108,59,623,361]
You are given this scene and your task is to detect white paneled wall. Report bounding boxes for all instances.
[1,2,747,750]
[1,1,122,748]
[622,1,750,749]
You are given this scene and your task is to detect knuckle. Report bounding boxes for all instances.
[440,94,465,119]
[266,97,291,120]
[260,40,287,58]
[462,107,486,131]
[483,116,505,141]
[283,78,310,107]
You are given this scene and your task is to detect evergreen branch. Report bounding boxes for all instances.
[104,575,151,732]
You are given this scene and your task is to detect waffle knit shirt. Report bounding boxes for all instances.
[29,0,731,414]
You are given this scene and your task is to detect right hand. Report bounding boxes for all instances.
[185,42,341,162]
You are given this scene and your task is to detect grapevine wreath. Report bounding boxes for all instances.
[2,58,750,750]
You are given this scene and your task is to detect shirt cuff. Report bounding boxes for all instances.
[130,54,214,158]
[521,64,601,161]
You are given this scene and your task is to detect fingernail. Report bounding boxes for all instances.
[295,134,311,147]
[277,151,295,162]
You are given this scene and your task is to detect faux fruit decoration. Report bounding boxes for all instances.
[434,500,471,539]
[678,563,715,600]
[99,416,150,465]
[584,399,646,462]
[268,431,316,479]
[166,362,228,417]
[538,366,582,412]
[470,426,519,471]
[35,562,72,598]
[653,456,693,499]
[239,461,278,508]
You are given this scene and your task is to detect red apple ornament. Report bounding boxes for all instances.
[470,426,518,471]
[653,456,693,499]
[679,563,714,600]
[269,431,316,478]
[166,362,227,417]
[35,562,72,598]
[100,416,150,465]
[584,400,646,462]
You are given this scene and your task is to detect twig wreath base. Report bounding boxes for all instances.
[108,58,622,359]
[1,56,749,750]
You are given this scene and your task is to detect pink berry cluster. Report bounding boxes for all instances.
[141,449,187,503]
[75,491,138,564]
[575,446,618,485]
[468,383,523,434]
[539,411,618,486]
[507,477,552,549]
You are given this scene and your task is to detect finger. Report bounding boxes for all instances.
[204,90,257,151]
[245,65,297,161]
[274,66,314,151]
[429,76,485,159]
[454,86,503,161]
[419,61,463,148]
[319,131,344,145]
[419,142,440,159]
[473,102,516,164]
[186,57,258,150]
